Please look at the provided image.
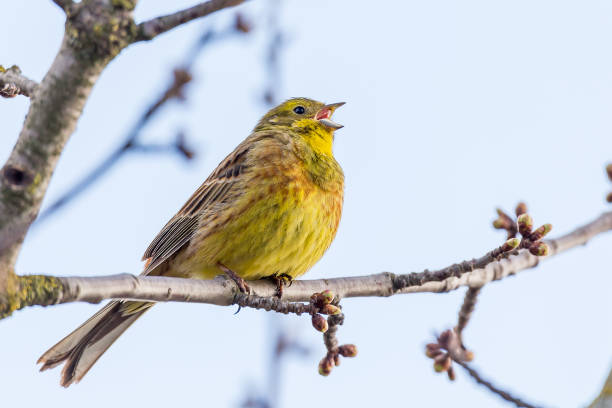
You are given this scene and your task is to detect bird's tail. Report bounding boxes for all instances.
[37,300,153,387]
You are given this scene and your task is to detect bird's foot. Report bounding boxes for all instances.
[218,263,251,294]
[271,273,293,298]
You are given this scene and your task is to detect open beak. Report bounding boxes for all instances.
[315,102,345,130]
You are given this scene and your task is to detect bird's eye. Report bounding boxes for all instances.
[293,106,305,114]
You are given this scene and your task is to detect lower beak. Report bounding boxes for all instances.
[316,102,345,130]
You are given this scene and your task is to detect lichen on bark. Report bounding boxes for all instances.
[0,274,64,319]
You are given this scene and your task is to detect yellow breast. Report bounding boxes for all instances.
[168,153,344,281]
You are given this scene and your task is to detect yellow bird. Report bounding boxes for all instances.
[38,97,346,387]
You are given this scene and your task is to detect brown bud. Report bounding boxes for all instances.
[319,357,333,376]
[234,14,252,33]
[530,223,552,241]
[606,163,612,181]
[529,241,549,256]
[517,214,533,236]
[433,354,451,372]
[501,238,520,252]
[320,304,341,315]
[515,202,528,216]
[425,343,441,358]
[437,330,453,347]
[338,344,358,358]
[447,366,456,381]
[311,314,328,333]
[333,354,341,366]
[493,218,511,230]
[606,192,612,203]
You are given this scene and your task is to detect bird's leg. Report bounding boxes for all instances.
[271,273,293,298]
[218,263,251,294]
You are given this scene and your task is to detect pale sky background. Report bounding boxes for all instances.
[1,1,611,407]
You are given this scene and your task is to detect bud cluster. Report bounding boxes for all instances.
[425,329,473,381]
[318,344,358,376]
[309,290,340,333]
[493,203,552,257]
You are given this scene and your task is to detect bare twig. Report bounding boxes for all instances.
[33,69,193,225]
[455,360,541,408]
[456,286,481,341]
[3,210,611,317]
[135,0,245,42]
[0,66,39,98]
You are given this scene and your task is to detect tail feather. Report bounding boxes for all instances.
[38,301,153,387]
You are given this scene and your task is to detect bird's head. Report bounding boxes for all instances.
[255,97,345,135]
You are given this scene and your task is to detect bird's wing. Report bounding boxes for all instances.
[141,139,254,275]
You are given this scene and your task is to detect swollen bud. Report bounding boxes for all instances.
[515,202,527,216]
[433,354,451,372]
[517,214,533,236]
[320,290,335,304]
[501,238,520,252]
[530,224,552,241]
[319,357,333,376]
[447,366,456,381]
[311,314,328,333]
[320,304,341,315]
[338,344,358,358]
[529,241,549,256]
[425,343,441,358]
[463,350,475,362]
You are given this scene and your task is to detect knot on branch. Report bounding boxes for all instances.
[425,329,474,381]
[1,166,35,188]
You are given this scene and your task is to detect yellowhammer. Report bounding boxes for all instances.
[38,97,346,387]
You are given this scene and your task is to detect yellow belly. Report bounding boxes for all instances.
[167,178,343,281]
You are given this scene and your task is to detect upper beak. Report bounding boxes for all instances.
[316,102,346,130]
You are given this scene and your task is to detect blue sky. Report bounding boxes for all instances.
[1,1,611,407]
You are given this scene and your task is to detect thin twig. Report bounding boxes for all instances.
[456,286,481,340]
[33,69,193,226]
[135,0,245,42]
[0,68,38,98]
[455,360,541,408]
[5,210,611,317]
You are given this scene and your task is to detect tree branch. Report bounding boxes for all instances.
[454,360,540,408]
[51,0,73,12]
[0,67,39,98]
[135,0,245,42]
[3,210,611,318]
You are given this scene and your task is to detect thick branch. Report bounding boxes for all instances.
[135,0,244,42]
[3,210,611,317]
[0,69,39,98]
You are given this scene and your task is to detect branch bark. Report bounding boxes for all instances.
[3,210,611,318]
[135,0,245,42]
[0,68,39,98]
[51,0,73,12]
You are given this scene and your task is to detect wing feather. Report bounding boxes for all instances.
[141,143,253,274]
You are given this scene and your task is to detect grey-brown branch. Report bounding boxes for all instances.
[3,210,611,318]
